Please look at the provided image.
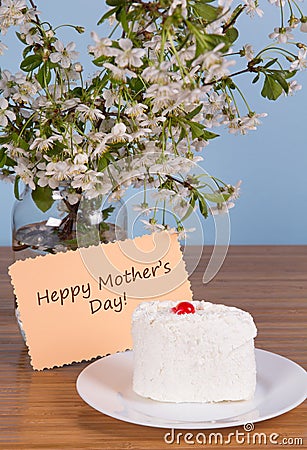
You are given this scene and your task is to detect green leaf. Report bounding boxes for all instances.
[225,27,239,44]
[71,87,83,97]
[5,156,16,167]
[271,72,289,93]
[31,186,54,212]
[92,55,109,67]
[20,54,42,72]
[36,63,51,88]
[203,192,225,203]
[0,135,11,144]
[117,7,129,34]
[129,77,145,96]
[102,205,115,220]
[252,73,260,84]
[189,121,206,139]
[22,45,33,59]
[261,75,283,100]
[0,148,6,168]
[178,126,187,142]
[186,21,208,56]
[106,0,123,6]
[263,58,278,69]
[97,6,120,24]
[187,121,219,140]
[14,176,21,200]
[202,130,219,140]
[185,104,203,120]
[97,156,109,172]
[16,31,27,45]
[193,3,218,22]
[198,195,208,218]
[180,192,197,222]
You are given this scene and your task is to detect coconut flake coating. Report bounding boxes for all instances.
[132,300,257,403]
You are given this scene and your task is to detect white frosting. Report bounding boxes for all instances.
[132,300,257,403]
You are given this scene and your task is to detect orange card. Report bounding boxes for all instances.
[8,231,192,370]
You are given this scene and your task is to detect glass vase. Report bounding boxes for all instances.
[12,185,127,339]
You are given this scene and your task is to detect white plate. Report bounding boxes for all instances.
[76,349,307,429]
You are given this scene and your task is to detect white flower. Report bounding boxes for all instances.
[112,38,146,68]
[76,104,105,122]
[288,80,302,95]
[0,70,15,97]
[30,136,59,152]
[88,32,113,58]
[140,219,165,232]
[12,78,38,103]
[0,97,16,126]
[221,180,242,200]
[74,153,88,165]
[142,62,172,83]
[144,82,181,113]
[242,44,254,61]
[0,172,14,183]
[50,40,79,69]
[19,22,42,45]
[218,0,233,12]
[143,35,166,53]
[269,27,294,43]
[125,103,148,118]
[15,159,35,190]
[71,170,98,191]
[0,41,8,55]
[151,188,174,202]
[0,0,26,32]
[176,227,196,240]
[244,0,264,18]
[192,44,236,83]
[268,0,285,6]
[169,0,187,18]
[226,112,267,134]
[177,45,196,63]
[290,49,307,71]
[44,161,72,189]
[105,123,132,143]
[104,62,137,81]
[210,201,235,215]
[241,112,267,131]
[139,115,166,129]
[300,20,307,33]
[102,90,117,108]
[133,203,152,216]
[61,98,81,110]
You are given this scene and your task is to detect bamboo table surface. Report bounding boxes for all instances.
[0,246,306,449]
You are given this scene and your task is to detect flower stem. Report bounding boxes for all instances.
[279,0,285,28]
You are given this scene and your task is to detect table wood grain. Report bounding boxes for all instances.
[0,246,306,449]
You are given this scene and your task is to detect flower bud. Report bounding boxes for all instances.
[75,26,85,34]
[74,62,83,73]
[288,15,299,28]
[300,16,307,33]
[46,30,54,38]
[42,49,50,62]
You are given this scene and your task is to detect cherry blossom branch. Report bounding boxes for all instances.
[203,68,251,86]
[28,0,40,24]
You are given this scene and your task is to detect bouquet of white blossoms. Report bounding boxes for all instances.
[0,0,306,245]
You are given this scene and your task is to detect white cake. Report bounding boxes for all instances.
[132,300,257,403]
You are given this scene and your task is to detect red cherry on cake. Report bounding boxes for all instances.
[171,301,195,315]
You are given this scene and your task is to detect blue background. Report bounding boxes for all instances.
[1,0,307,245]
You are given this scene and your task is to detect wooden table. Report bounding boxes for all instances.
[0,246,306,449]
